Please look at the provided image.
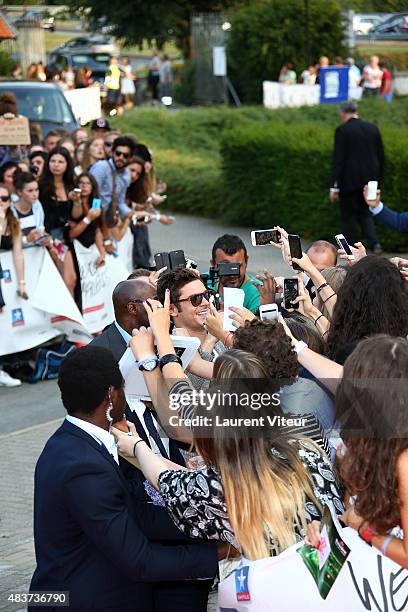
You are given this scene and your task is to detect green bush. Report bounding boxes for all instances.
[221,120,408,251]
[0,50,15,77]
[227,0,347,104]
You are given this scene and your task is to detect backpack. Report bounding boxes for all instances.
[29,341,76,383]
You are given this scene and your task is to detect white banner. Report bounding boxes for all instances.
[64,86,102,126]
[263,82,362,109]
[217,526,408,611]
[0,247,91,356]
[115,227,134,275]
[73,240,128,334]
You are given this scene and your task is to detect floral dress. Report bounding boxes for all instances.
[158,438,344,556]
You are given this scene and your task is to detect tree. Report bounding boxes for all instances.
[65,0,245,57]
[227,0,347,104]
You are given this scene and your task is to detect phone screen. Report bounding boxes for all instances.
[254,229,280,246]
[284,278,299,310]
[260,307,278,321]
[337,236,353,256]
[92,198,101,210]
[288,235,302,271]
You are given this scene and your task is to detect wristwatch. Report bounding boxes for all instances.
[293,340,308,354]
[137,356,159,372]
[159,354,182,370]
[359,526,376,546]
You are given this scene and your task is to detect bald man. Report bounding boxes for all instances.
[306,240,337,271]
[89,280,215,611]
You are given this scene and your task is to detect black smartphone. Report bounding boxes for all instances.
[284,278,299,310]
[169,250,186,269]
[154,252,171,271]
[288,234,302,271]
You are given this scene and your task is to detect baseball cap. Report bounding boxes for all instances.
[91,118,111,131]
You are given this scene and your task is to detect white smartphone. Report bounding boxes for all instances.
[223,287,245,332]
[259,303,278,322]
[335,234,355,259]
[251,229,281,247]
[367,181,378,201]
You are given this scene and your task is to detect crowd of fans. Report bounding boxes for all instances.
[279,54,393,101]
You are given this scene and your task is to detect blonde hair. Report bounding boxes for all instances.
[320,266,347,320]
[196,349,322,559]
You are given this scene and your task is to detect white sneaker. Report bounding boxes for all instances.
[0,369,22,387]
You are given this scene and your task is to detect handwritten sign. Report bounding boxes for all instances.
[0,116,31,145]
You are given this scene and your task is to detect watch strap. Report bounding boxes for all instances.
[159,354,182,370]
[137,356,159,371]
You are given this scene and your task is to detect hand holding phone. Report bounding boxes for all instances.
[335,234,354,260]
[251,229,281,247]
[259,303,278,321]
[284,278,299,310]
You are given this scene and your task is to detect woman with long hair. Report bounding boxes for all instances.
[326,255,408,363]
[307,334,408,569]
[113,297,343,560]
[73,141,87,176]
[65,172,105,295]
[126,156,152,269]
[81,137,105,172]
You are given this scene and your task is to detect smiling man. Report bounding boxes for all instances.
[211,234,260,314]
[156,268,225,390]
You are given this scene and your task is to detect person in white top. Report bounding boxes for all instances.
[362,55,383,97]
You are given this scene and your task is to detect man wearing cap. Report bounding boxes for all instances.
[330,100,384,253]
[91,118,111,138]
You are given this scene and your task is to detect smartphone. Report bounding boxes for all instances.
[284,278,299,310]
[169,250,186,269]
[154,252,171,271]
[335,234,355,260]
[251,229,281,246]
[74,188,81,194]
[259,303,279,321]
[367,180,378,201]
[92,198,101,210]
[288,234,302,271]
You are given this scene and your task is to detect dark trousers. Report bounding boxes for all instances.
[340,189,378,248]
[149,74,160,100]
[153,579,212,612]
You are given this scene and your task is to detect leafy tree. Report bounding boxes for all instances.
[227,0,347,104]
[65,0,245,57]
[340,0,408,10]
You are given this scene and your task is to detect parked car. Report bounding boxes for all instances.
[369,13,408,39]
[21,11,55,31]
[51,35,119,57]
[353,15,385,35]
[48,51,112,84]
[0,80,78,137]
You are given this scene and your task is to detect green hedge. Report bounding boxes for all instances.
[220,122,408,252]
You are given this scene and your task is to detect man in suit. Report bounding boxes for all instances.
[29,346,217,611]
[90,279,213,610]
[330,100,384,254]
[365,187,408,234]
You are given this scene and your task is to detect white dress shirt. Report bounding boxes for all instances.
[65,415,119,464]
[126,396,170,456]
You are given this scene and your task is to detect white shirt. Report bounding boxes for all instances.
[363,64,382,89]
[126,396,170,456]
[65,415,119,464]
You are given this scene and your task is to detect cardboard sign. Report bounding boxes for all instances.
[0,116,31,145]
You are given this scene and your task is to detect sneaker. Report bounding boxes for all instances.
[373,243,383,255]
[0,369,22,387]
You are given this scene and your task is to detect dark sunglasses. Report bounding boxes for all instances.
[104,141,114,148]
[0,195,10,202]
[176,291,210,307]
[114,150,130,159]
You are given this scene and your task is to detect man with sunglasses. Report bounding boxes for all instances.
[103,130,121,159]
[157,268,225,391]
[90,136,135,225]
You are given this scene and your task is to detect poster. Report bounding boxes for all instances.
[0,116,31,145]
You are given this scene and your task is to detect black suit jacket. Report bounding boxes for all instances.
[90,323,185,467]
[331,117,385,194]
[29,420,217,611]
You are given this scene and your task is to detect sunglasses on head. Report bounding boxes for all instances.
[176,291,210,307]
[0,195,10,202]
[114,150,130,159]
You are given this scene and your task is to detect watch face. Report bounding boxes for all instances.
[142,359,157,372]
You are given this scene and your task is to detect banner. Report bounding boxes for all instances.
[0,116,31,145]
[73,240,128,334]
[217,524,408,611]
[319,66,349,104]
[64,86,102,126]
[0,247,91,357]
[115,227,134,275]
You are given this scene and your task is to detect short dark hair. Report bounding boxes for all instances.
[28,150,47,163]
[112,136,135,155]
[128,268,151,280]
[340,100,357,114]
[43,130,61,142]
[157,268,201,306]
[58,346,123,416]
[212,234,247,261]
[13,171,37,191]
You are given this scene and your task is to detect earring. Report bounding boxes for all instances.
[105,394,113,423]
